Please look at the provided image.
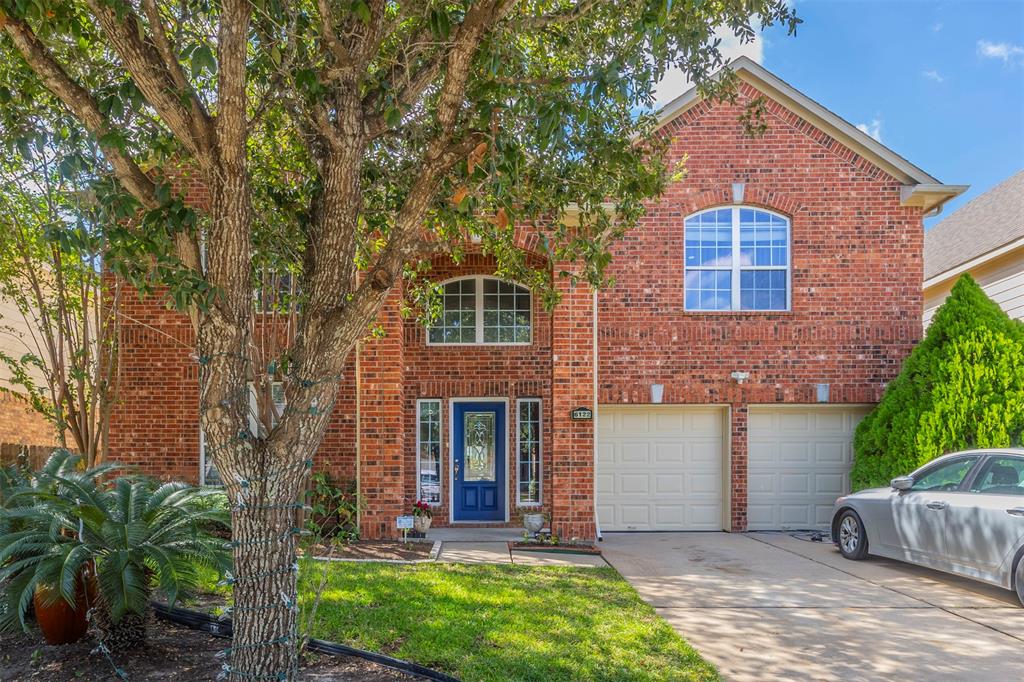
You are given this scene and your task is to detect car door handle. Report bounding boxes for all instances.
[1007,507,1024,517]
[926,501,948,511]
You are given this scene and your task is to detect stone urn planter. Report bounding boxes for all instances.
[522,512,545,536]
[413,514,432,534]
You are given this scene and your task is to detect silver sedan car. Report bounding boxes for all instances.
[831,449,1024,606]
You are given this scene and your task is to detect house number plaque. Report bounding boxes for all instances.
[570,407,593,421]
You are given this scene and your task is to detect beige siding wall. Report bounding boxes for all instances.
[924,246,1024,327]
[0,296,56,447]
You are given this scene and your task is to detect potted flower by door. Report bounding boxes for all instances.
[521,509,547,537]
[412,499,432,534]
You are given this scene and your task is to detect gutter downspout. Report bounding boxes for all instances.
[355,342,362,532]
[593,289,602,542]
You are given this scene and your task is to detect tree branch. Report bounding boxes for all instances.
[85,0,216,169]
[0,14,159,209]
[518,0,601,29]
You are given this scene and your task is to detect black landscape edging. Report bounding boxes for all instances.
[150,602,460,682]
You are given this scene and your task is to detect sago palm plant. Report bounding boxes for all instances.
[0,456,231,650]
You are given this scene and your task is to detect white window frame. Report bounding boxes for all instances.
[684,206,792,312]
[515,398,543,507]
[426,275,533,346]
[416,399,443,506]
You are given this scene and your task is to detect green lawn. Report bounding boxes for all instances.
[197,562,716,682]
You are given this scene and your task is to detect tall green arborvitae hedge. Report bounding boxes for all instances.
[851,274,1024,489]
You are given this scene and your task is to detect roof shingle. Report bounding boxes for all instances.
[925,171,1024,280]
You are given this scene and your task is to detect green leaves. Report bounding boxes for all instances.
[0,454,232,630]
[852,275,1024,489]
[188,44,217,79]
[429,8,452,40]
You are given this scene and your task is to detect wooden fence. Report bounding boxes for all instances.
[0,443,56,470]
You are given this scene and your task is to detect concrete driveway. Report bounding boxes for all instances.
[602,532,1024,682]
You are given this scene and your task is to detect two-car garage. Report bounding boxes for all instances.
[595,404,870,532]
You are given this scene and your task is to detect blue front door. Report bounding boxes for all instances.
[453,401,505,521]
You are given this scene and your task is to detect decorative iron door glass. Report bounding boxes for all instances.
[453,401,505,521]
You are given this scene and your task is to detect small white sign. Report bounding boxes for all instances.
[396,515,414,530]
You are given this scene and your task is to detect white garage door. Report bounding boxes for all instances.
[596,406,725,531]
[747,406,871,531]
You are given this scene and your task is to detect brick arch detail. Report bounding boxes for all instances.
[678,186,802,218]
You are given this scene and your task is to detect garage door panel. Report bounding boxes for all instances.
[655,474,684,494]
[654,505,685,526]
[597,406,725,531]
[779,443,811,464]
[620,412,651,432]
[619,473,650,495]
[690,441,720,464]
[748,472,774,494]
[621,442,651,464]
[779,412,809,430]
[779,473,812,495]
[815,473,845,496]
[654,443,684,463]
[689,505,723,528]
[814,442,846,464]
[748,406,871,531]
[619,505,651,526]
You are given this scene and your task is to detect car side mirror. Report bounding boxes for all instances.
[891,476,913,491]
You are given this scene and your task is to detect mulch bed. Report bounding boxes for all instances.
[508,541,602,555]
[0,620,415,681]
[299,540,433,561]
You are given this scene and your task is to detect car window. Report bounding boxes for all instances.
[911,457,979,492]
[969,457,1024,496]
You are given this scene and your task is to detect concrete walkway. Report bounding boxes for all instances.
[603,532,1024,682]
[435,540,607,567]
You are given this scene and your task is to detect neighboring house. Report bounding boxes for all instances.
[107,57,966,539]
[0,296,57,452]
[924,171,1024,326]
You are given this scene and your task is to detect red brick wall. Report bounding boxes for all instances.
[550,276,597,540]
[108,293,358,484]
[400,253,553,527]
[0,391,56,448]
[358,287,407,538]
[108,295,200,480]
[597,81,925,530]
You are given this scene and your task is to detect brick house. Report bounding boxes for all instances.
[108,57,966,539]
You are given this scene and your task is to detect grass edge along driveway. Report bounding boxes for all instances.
[201,562,717,682]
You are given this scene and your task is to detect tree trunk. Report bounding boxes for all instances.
[227,500,303,681]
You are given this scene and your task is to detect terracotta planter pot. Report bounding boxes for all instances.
[413,515,432,534]
[33,573,92,645]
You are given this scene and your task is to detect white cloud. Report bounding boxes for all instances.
[977,39,1024,65]
[931,22,943,32]
[922,69,944,83]
[653,24,764,107]
[856,119,883,143]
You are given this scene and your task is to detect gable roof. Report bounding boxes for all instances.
[656,56,967,214]
[924,170,1024,282]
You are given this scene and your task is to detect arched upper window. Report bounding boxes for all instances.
[684,207,791,311]
[427,276,532,345]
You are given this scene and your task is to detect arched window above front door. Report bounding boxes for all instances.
[427,276,532,345]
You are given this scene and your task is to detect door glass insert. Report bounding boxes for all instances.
[464,411,496,481]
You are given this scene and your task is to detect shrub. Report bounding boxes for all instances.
[0,452,231,650]
[851,275,1024,489]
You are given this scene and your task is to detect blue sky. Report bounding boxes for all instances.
[657,1,1024,228]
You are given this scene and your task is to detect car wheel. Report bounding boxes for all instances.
[1016,556,1024,608]
[837,509,869,560]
